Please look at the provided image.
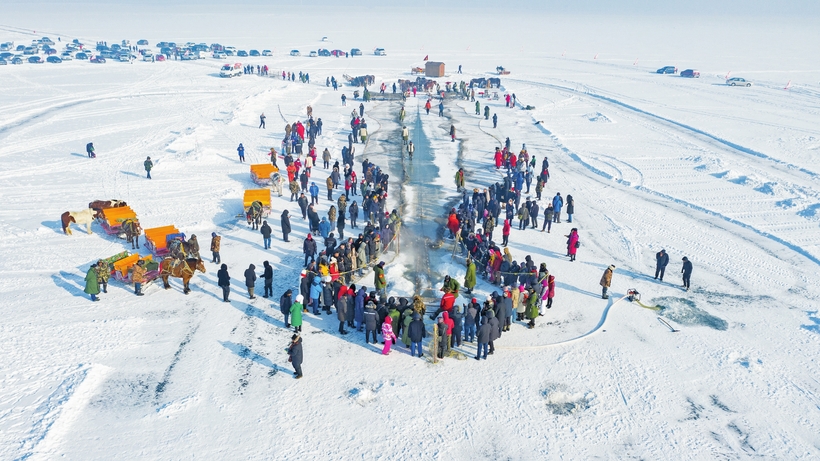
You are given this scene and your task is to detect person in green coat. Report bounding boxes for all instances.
[388,303,401,340]
[525,287,539,329]
[475,100,480,115]
[374,261,387,297]
[464,258,476,294]
[84,265,101,301]
[291,294,304,332]
[484,105,490,120]
[400,308,414,347]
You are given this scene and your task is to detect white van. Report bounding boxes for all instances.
[220,62,242,78]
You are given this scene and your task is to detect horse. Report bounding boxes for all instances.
[60,209,99,235]
[246,200,263,230]
[88,199,127,212]
[160,257,206,294]
[122,218,142,249]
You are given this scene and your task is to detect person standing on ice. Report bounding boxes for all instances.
[407,141,414,158]
[303,234,317,267]
[132,260,146,297]
[655,249,669,281]
[374,261,387,298]
[244,264,257,299]
[552,192,563,223]
[541,204,554,233]
[259,112,266,129]
[475,100,481,115]
[492,113,498,128]
[280,289,293,328]
[237,143,245,162]
[260,220,272,249]
[464,258,476,295]
[600,265,615,299]
[381,316,397,355]
[401,126,409,145]
[425,99,432,115]
[681,257,693,291]
[86,142,95,158]
[144,156,153,179]
[455,168,465,191]
[210,232,221,263]
[449,124,456,142]
[291,295,304,332]
[217,264,231,302]
[341,94,347,106]
[566,228,579,261]
[261,261,274,298]
[565,195,575,223]
[287,334,303,379]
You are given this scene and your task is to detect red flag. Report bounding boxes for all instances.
[423,55,428,61]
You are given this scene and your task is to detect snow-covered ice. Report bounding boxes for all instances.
[2,4,820,460]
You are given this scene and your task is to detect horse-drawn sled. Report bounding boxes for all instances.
[243,189,271,229]
[250,163,279,186]
[144,225,183,257]
[411,67,424,75]
[496,66,510,75]
[106,251,160,284]
[98,205,137,235]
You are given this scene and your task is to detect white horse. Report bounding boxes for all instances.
[61,209,97,235]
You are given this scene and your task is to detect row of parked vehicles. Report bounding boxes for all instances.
[288,47,384,57]
[656,65,753,86]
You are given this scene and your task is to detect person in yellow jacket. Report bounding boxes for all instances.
[132,260,147,296]
[600,265,615,299]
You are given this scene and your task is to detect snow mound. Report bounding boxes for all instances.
[655,297,728,331]
[347,381,391,407]
[585,112,611,123]
[542,384,595,415]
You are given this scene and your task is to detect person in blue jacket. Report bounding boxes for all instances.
[309,182,319,205]
[552,192,563,223]
[309,275,322,314]
[318,217,331,238]
[237,143,245,162]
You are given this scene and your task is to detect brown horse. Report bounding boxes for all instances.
[122,218,142,249]
[89,199,127,212]
[160,257,206,294]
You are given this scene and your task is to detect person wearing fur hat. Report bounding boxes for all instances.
[374,261,387,298]
[600,265,615,299]
[381,316,397,355]
[287,334,303,379]
[291,295,304,332]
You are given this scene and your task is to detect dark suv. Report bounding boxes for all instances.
[656,66,677,74]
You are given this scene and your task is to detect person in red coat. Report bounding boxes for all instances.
[430,288,456,320]
[447,212,460,239]
[546,275,555,309]
[502,219,511,246]
[494,147,503,169]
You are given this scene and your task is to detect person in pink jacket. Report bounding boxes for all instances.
[382,316,397,355]
[566,228,579,262]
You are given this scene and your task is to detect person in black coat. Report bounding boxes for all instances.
[407,313,426,358]
[260,221,272,249]
[681,256,693,291]
[451,307,463,348]
[287,334,303,379]
[566,194,575,223]
[303,234,317,267]
[307,206,320,234]
[363,302,378,344]
[297,193,309,219]
[281,210,292,242]
[280,289,293,328]
[337,210,346,239]
[349,201,359,229]
[244,264,257,299]
[217,264,230,302]
[475,316,492,360]
[261,261,273,298]
[655,249,669,281]
[336,289,349,334]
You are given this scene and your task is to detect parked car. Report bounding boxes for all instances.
[75,52,88,60]
[40,37,54,45]
[237,50,248,57]
[0,52,12,59]
[656,66,677,74]
[0,42,12,51]
[118,54,131,62]
[28,56,44,64]
[680,69,700,78]
[262,49,272,56]
[249,49,260,56]
[155,54,166,61]
[374,48,386,56]
[309,50,318,57]
[137,39,149,46]
[23,47,37,55]
[330,49,346,57]
[45,49,57,56]
[350,48,362,56]
[219,62,243,78]
[727,77,752,87]
[290,49,300,56]
[90,56,106,63]
[0,59,7,65]
[111,44,122,51]
[12,57,23,64]
[60,52,73,61]
[143,54,153,62]
[318,48,331,57]
[224,49,234,56]
[16,45,25,51]
[213,51,227,59]
[46,56,62,63]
